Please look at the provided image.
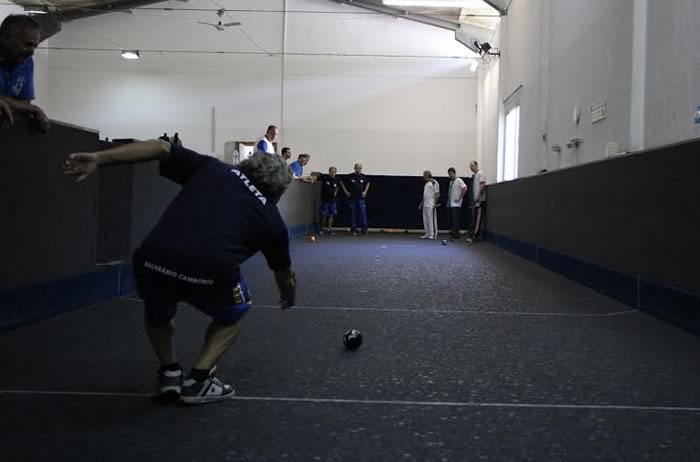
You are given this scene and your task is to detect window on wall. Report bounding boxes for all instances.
[498,86,522,182]
[502,105,520,181]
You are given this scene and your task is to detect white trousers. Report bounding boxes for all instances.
[422,207,438,237]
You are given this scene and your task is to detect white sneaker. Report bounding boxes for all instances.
[180,370,235,405]
[427,236,436,240]
[420,235,429,239]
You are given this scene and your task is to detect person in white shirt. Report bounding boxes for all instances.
[255,125,278,154]
[418,170,440,240]
[446,168,468,242]
[467,161,487,243]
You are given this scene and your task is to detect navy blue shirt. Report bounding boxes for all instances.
[138,146,291,286]
[0,56,34,100]
[320,175,340,202]
[345,173,369,200]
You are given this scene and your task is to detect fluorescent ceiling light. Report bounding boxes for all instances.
[470,60,479,72]
[24,6,48,14]
[383,0,487,8]
[121,50,140,60]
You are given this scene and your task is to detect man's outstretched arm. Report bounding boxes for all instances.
[62,140,170,183]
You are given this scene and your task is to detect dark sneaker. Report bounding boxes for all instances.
[157,369,183,400]
[180,370,235,405]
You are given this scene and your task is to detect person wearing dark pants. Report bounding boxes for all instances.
[63,142,297,405]
[319,166,340,234]
[446,167,468,241]
[341,163,370,236]
[467,161,487,243]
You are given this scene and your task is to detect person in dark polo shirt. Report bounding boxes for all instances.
[63,141,296,405]
[0,15,49,132]
[341,162,370,236]
[319,166,340,235]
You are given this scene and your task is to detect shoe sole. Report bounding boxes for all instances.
[180,391,236,405]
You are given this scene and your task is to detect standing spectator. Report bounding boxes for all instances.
[446,168,468,241]
[171,133,183,146]
[281,147,292,161]
[0,96,13,127]
[418,171,440,240]
[158,132,169,141]
[289,153,310,178]
[0,15,49,132]
[467,161,487,243]
[341,163,370,236]
[319,167,340,235]
[255,125,278,154]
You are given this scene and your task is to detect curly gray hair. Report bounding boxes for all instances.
[238,153,293,203]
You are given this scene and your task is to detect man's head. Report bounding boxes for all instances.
[238,152,293,204]
[281,147,291,161]
[470,161,479,174]
[423,170,433,182]
[266,125,279,142]
[0,15,41,67]
[328,166,337,177]
[448,167,457,180]
[354,163,363,174]
[298,153,310,166]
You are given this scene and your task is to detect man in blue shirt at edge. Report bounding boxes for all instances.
[62,141,297,405]
[341,162,371,236]
[0,15,50,132]
[289,153,310,177]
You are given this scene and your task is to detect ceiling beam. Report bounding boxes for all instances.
[482,0,509,15]
[332,0,462,32]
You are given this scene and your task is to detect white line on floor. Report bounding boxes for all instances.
[253,304,638,318]
[0,389,697,413]
[120,298,637,318]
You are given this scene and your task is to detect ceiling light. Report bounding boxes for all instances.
[470,60,479,72]
[121,50,140,60]
[383,0,485,8]
[24,6,48,14]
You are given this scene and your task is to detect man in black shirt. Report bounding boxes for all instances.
[319,166,340,234]
[63,141,296,405]
[341,162,370,236]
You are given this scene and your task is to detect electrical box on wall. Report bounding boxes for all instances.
[592,101,607,124]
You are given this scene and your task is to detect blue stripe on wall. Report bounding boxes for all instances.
[485,231,700,335]
[0,225,316,332]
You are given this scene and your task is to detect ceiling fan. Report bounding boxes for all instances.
[198,9,241,31]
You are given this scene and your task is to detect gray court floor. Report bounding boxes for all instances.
[1,235,699,461]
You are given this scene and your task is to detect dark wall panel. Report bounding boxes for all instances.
[1,119,100,289]
[97,165,133,263]
[486,139,700,294]
[331,176,473,231]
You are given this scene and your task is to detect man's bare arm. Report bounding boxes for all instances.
[62,140,171,183]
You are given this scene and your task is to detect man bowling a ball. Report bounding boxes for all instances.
[63,140,297,405]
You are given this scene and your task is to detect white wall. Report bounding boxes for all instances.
[644,0,700,148]
[478,0,700,182]
[44,0,478,176]
[484,0,635,178]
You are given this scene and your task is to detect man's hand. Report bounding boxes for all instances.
[29,105,50,133]
[62,152,99,183]
[362,191,367,199]
[275,267,296,309]
[0,98,14,127]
